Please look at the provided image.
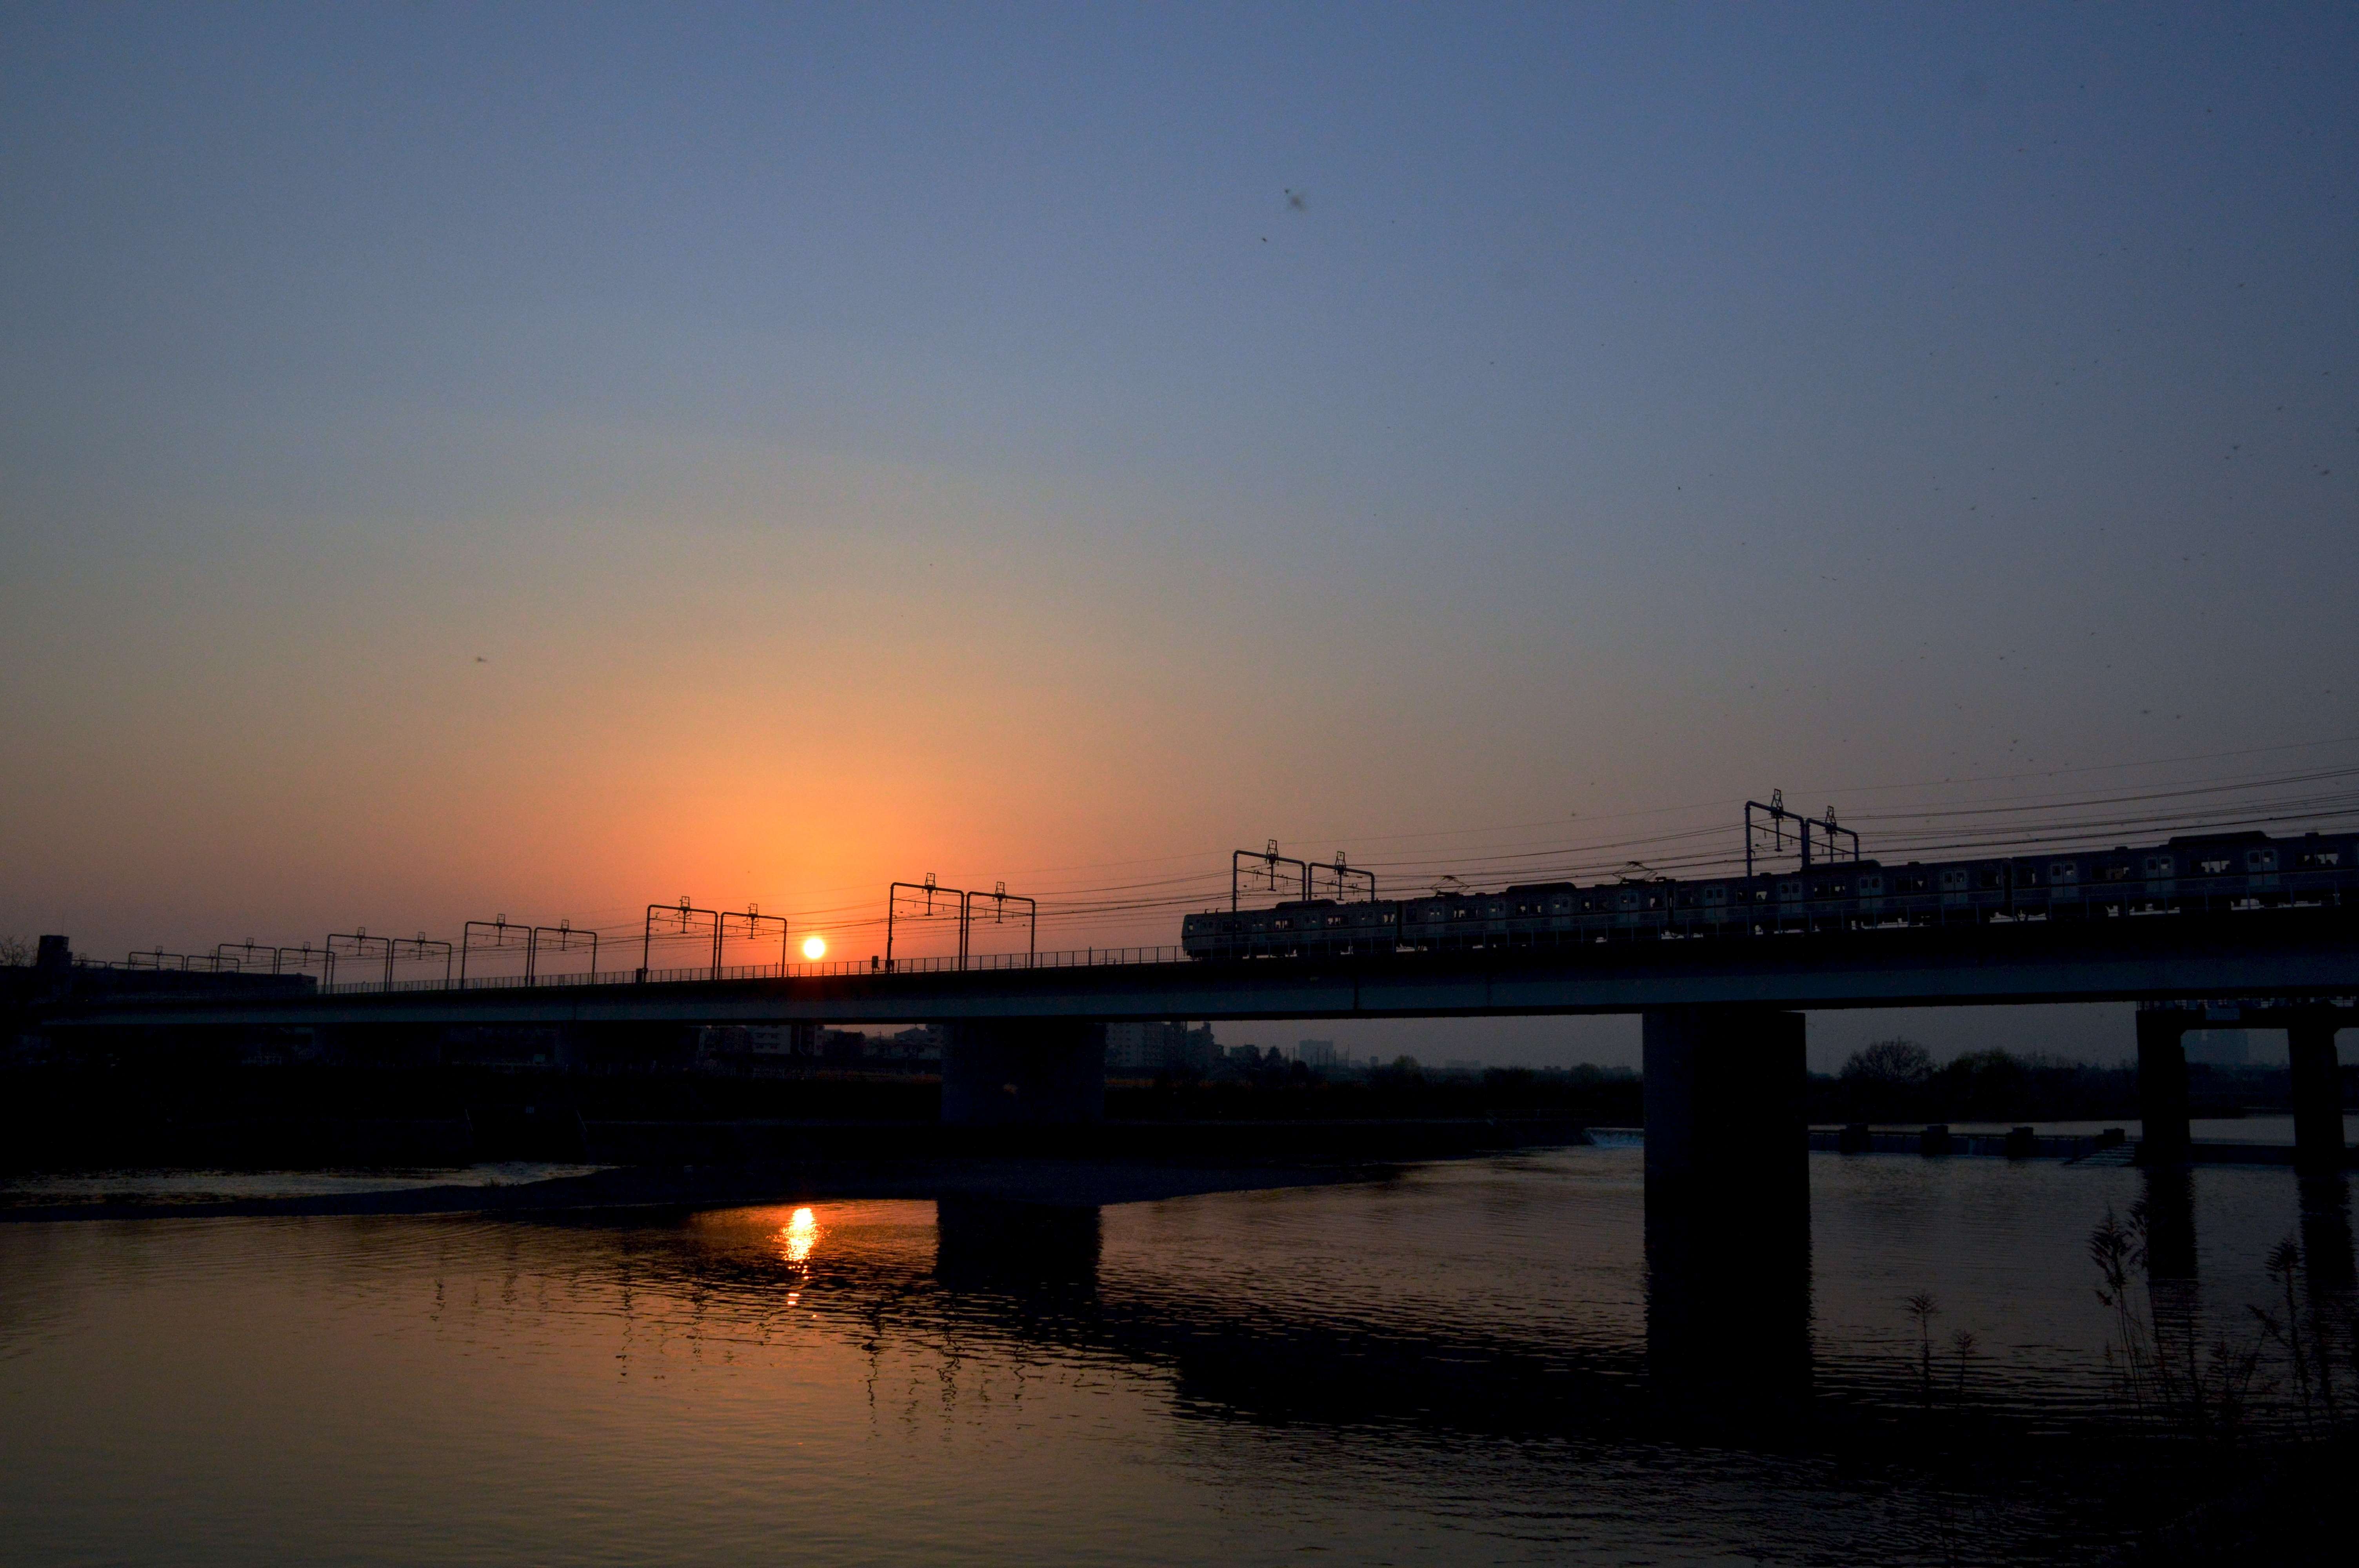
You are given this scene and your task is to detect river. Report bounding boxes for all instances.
[3,1146,2350,1565]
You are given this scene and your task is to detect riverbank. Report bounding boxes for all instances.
[0,1116,1594,1222]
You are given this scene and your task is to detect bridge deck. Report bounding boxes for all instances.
[40,909,2359,1028]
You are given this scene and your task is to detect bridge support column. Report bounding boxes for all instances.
[940,1020,1106,1127]
[2288,1013,2346,1178]
[1642,1005,1810,1415]
[2135,1009,2191,1165]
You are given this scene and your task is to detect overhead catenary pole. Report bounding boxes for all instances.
[460,917,531,985]
[641,898,724,982]
[275,942,334,987]
[327,930,395,993]
[1234,841,1312,912]
[1308,850,1377,904]
[213,940,273,973]
[1745,791,1861,878]
[529,921,596,983]
[719,905,789,977]
[392,934,454,990]
[887,875,966,972]
[960,881,1037,968]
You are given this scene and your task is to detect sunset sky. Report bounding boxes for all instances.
[4,4,2354,1065]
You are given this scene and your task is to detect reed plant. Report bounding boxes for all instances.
[2087,1202,2262,1443]
[2247,1236,2354,1439]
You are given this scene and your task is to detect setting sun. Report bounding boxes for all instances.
[801,935,827,960]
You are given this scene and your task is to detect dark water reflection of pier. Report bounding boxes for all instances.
[569,1152,2357,1450]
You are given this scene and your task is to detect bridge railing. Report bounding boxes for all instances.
[308,945,1190,996]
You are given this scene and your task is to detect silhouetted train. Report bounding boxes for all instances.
[1180,829,2354,960]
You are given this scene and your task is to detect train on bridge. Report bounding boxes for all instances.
[1180,829,2354,961]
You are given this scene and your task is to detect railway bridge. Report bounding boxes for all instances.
[31,904,2359,1169]
[25,904,2358,1406]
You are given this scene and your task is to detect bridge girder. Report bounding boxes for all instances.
[38,913,2359,1031]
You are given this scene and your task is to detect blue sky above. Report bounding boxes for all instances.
[3,3,2354,1063]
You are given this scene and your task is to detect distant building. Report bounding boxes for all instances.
[2183,1031,2249,1068]
[877,1025,942,1063]
[745,1024,822,1056]
[1295,1038,1338,1070]
[1107,1022,1218,1073]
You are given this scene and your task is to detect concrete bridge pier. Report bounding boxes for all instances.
[2135,1009,2192,1164]
[940,1020,1107,1127]
[2288,1012,2347,1177]
[1642,1005,1810,1413]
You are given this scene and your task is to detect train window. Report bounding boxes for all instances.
[1808,879,1847,898]
[2246,850,2276,871]
[2049,863,2078,883]
[2145,857,2173,877]
[1675,892,1694,908]
[1858,877,1882,894]
[2197,858,2232,876]
[1976,869,2005,890]
[1893,874,1929,893]
[1381,911,1396,923]
[1703,886,1727,904]
[1645,894,1663,909]
[1273,918,1292,931]
[2101,864,2132,882]
[1776,882,1801,900]
[1327,914,1347,926]
[1450,907,1469,920]
[1940,871,1966,891]
[2299,850,2341,868]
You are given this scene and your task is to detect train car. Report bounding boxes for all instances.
[2021,853,2086,919]
[1400,891,1467,950]
[1183,828,2358,960]
[1797,862,1878,933]
[2284,831,2355,906]
[1501,882,1579,947]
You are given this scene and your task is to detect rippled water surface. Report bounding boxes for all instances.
[2,1149,2347,1565]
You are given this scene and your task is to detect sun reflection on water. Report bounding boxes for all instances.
[782,1206,819,1266]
